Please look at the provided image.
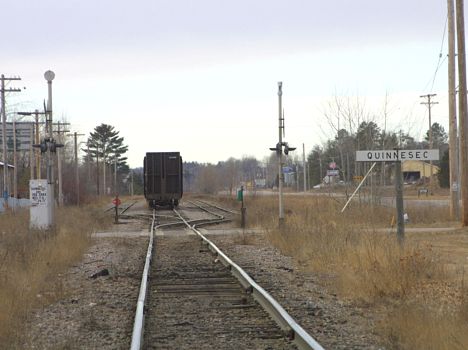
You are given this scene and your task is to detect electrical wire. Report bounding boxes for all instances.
[412,12,449,144]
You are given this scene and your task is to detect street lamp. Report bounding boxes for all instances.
[44,70,57,227]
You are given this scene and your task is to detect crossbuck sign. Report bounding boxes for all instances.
[356,149,439,162]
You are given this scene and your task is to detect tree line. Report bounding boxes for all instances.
[182,123,449,194]
[13,122,131,203]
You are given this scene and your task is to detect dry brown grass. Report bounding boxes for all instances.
[246,197,442,300]
[214,194,466,349]
[381,301,468,350]
[0,205,110,345]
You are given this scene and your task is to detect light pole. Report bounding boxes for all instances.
[44,70,57,227]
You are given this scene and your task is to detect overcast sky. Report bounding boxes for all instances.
[2,0,453,167]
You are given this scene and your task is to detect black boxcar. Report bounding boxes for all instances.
[144,152,183,208]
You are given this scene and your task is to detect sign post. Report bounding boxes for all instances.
[237,186,246,228]
[113,195,121,224]
[354,149,439,245]
[394,156,405,244]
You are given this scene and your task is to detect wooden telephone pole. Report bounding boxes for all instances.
[448,0,460,220]
[420,93,438,186]
[0,75,21,203]
[53,121,70,206]
[67,132,85,205]
[456,0,468,225]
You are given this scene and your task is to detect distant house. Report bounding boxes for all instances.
[401,160,439,183]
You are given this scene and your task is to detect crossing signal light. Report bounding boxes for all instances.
[269,142,282,156]
[283,143,296,155]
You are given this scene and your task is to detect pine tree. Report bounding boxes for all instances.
[83,124,128,195]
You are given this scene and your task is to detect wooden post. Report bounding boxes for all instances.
[35,110,41,179]
[449,0,460,220]
[395,158,405,244]
[13,120,17,200]
[456,0,468,225]
[29,123,34,180]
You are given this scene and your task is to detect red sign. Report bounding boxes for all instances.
[112,197,121,206]
[329,162,337,169]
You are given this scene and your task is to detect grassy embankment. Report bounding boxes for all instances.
[0,205,111,346]
[217,193,468,350]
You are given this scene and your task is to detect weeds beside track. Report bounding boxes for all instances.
[0,205,111,346]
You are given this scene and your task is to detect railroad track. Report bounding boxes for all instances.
[131,202,324,350]
[192,199,240,216]
[104,200,137,214]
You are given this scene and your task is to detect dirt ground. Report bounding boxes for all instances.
[408,228,468,274]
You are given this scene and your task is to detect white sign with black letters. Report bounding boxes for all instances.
[356,149,439,162]
[30,179,50,229]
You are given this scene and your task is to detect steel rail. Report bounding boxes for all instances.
[129,207,235,350]
[195,199,240,215]
[130,209,155,350]
[187,200,225,219]
[104,200,137,213]
[174,209,325,350]
[120,200,137,214]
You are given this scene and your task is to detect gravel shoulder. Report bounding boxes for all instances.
[20,219,149,349]
[203,228,385,350]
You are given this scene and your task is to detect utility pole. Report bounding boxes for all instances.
[1,75,21,207]
[53,121,70,206]
[457,0,468,226]
[67,132,85,205]
[13,120,17,200]
[302,143,307,192]
[114,157,118,195]
[29,123,33,180]
[449,0,460,220]
[420,94,438,186]
[87,142,91,184]
[18,110,46,179]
